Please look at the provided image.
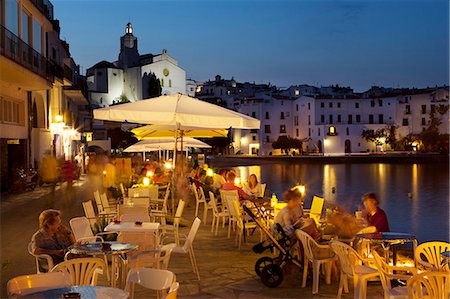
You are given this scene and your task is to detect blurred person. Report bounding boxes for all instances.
[362,193,390,232]
[61,160,77,188]
[84,153,89,174]
[213,169,227,191]
[103,158,117,191]
[40,151,58,190]
[243,174,262,198]
[275,188,320,239]
[201,175,214,197]
[74,152,83,174]
[32,209,75,270]
[221,171,251,201]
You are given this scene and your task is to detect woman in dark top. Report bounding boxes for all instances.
[362,193,390,232]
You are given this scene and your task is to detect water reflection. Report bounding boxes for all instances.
[229,162,448,242]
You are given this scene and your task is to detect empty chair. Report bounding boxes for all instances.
[118,204,149,217]
[226,195,262,249]
[160,200,185,246]
[297,230,336,295]
[119,183,127,198]
[170,218,201,280]
[209,191,228,235]
[94,190,103,213]
[329,240,379,299]
[100,193,116,213]
[198,187,213,223]
[151,188,171,224]
[408,271,450,299]
[192,183,208,222]
[69,216,113,243]
[372,250,417,299]
[414,241,450,271]
[28,242,54,274]
[51,257,107,286]
[120,213,151,223]
[163,282,179,299]
[135,244,177,270]
[124,197,150,208]
[7,272,71,297]
[126,268,176,299]
[82,200,99,227]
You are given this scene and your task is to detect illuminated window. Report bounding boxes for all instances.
[328,126,336,135]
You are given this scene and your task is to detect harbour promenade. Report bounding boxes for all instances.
[0,175,386,298]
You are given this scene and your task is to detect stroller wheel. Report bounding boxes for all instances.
[255,257,273,276]
[260,264,284,288]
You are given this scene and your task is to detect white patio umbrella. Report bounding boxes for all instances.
[124,138,211,152]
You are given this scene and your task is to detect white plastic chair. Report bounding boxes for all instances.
[118,204,149,217]
[28,242,54,274]
[209,191,228,235]
[329,240,378,299]
[51,257,106,286]
[297,230,336,294]
[101,192,116,213]
[160,200,185,246]
[94,190,103,213]
[126,267,176,299]
[163,282,179,299]
[408,271,450,299]
[372,250,417,299]
[171,218,201,280]
[7,272,71,297]
[135,244,177,270]
[219,189,239,238]
[124,197,150,208]
[120,213,151,222]
[82,200,99,227]
[69,216,112,243]
[227,195,262,249]
[414,241,450,271]
[192,183,208,222]
[151,188,171,224]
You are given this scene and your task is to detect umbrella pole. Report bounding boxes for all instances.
[142,151,145,162]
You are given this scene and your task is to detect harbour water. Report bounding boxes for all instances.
[213,161,449,243]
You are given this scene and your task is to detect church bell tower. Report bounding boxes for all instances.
[118,23,140,68]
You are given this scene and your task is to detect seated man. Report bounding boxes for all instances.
[32,209,75,270]
[362,192,390,232]
[221,171,251,201]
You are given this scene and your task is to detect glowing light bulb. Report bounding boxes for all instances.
[164,162,172,169]
[234,177,241,185]
[102,171,106,175]
[206,168,214,177]
[143,177,150,186]
[146,171,154,177]
[297,185,306,195]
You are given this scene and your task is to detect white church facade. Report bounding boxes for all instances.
[86,23,186,108]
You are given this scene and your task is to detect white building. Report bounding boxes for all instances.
[234,86,448,155]
[87,23,186,108]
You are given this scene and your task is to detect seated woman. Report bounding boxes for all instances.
[362,193,390,232]
[275,188,320,239]
[243,174,262,198]
[32,209,75,270]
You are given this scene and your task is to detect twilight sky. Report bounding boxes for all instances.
[54,0,448,91]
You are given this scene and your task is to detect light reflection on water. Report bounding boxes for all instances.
[233,163,449,243]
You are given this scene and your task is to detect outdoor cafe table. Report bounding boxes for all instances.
[104,221,160,243]
[69,242,137,289]
[356,232,418,265]
[23,286,128,299]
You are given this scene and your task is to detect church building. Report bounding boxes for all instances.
[86,23,186,107]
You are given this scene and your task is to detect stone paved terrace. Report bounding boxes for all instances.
[1,176,387,298]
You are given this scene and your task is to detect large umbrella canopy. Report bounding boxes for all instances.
[132,124,228,139]
[93,93,260,129]
[124,138,211,152]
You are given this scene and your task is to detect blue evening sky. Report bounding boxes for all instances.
[53,0,448,91]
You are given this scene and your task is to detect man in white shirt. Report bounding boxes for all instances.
[212,169,227,192]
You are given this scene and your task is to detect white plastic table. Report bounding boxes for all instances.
[104,221,160,233]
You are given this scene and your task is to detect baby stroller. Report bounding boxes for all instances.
[243,205,302,288]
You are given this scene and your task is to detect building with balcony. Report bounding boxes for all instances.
[1,0,87,191]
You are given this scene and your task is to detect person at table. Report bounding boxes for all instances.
[275,188,320,239]
[362,192,390,232]
[243,174,262,198]
[213,169,227,192]
[221,171,251,201]
[32,209,75,270]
